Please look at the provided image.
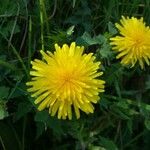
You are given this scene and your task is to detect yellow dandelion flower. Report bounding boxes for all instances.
[110,16,150,69]
[26,42,105,120]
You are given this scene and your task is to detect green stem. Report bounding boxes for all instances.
[42,0,50,33]
[22,117,27,150]
[39,0,45,50]
[123,131,144,148]
[28,16,32,71]
[0,60,16,70]
[8,122,22,150]
[0,135,6,150]
[39,0,50,50]
[0,31,28,78]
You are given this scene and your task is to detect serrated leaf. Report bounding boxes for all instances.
[80,32,98,45]
[108,22,118,35]
[77,32,105,46]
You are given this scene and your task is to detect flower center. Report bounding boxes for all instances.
[64,74,72,82]
[62,72,74,85]
[132,33,144,48]
[134,38,142,46]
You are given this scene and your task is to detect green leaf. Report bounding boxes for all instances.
[72,0,76,8]
[14,100,33,121]
[0,86,9,99]
[47,117,64,136]
[79,32,98,46]
[0,59,16,70]
[0,102,8,120]
[114,80,121,98]
[34,111,49,139]
[108,22,118,35]
[145,119,150,130]
[105,63,123,86]
[111,106,130,120]
[66,25,75,36]
[127,120,133,133]
[35,111,64,136]
[36,122,46,139]
[34,110,49,122]
[77,32,106,46]
[145,76,150,90]
[99,45,112,59]
[89,145,106,150]
[100,137,118,150]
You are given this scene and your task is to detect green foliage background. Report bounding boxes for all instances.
[0,0,150,149]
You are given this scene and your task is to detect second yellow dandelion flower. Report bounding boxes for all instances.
[110,16,150,69]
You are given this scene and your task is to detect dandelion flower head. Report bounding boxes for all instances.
[26,42,105,120]
[110,16,150,69]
